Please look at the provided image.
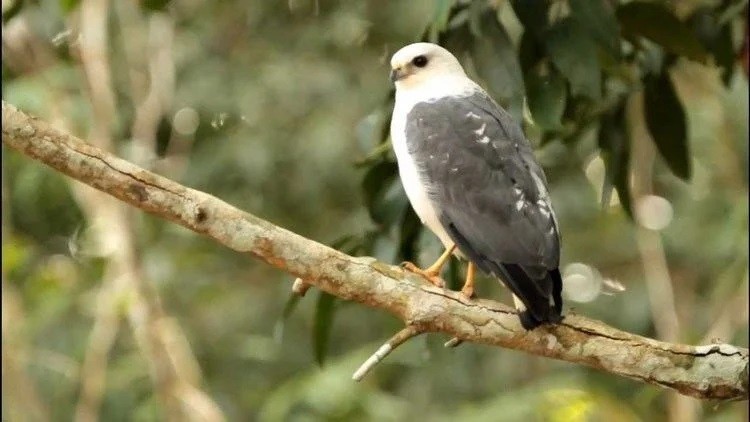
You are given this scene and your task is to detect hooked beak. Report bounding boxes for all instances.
[390,67,404,82]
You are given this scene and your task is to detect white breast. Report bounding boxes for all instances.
[390,77,478,250]
[391,109,454,249]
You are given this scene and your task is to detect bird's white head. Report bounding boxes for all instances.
[389,43,468,92]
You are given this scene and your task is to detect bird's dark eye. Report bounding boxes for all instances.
[412,55,428,68]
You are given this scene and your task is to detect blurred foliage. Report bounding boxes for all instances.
[2,0,748,421]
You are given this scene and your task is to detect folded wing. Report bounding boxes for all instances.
[404,92,562,326]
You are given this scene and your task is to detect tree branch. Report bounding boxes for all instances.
[3,101,748,402]
[352,325,424,381]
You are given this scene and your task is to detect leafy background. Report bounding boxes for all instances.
[2,0,748,420]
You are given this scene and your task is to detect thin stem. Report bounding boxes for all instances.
[352,326,423,381]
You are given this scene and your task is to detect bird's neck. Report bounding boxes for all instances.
[394,75,480,110]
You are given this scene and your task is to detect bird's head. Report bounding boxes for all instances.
[389,43,466,89]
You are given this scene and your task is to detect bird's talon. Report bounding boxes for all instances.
[460,287,475,299]
[400,261,417,270]
[401,261,445,288]
[427,275,446,288]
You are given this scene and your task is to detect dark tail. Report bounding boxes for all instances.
[494,264,563,330]
[440,221,563,330]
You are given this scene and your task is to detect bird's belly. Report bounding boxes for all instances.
[391,131,454,250]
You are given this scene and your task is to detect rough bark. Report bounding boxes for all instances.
[3,101,748,401]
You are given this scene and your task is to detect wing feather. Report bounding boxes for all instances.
[404,92,562,325]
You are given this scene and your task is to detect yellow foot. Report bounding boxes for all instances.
[401,261,445,288]
[460,284,475,299]
[460,262,476,299]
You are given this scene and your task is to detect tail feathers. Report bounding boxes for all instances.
[437,221,563,330]
[495,264,563,330]
[550,268,563,316]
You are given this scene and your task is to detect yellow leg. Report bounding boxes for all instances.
[402,245,456,288]
[460,262,476,299]
[425,245,455,274]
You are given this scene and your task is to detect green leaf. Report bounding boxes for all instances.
[274,293,302,343]
[717,0,749,26]
[3,0,24,23]
[545,19,602,100]
[379,92,395,143]
[569,0,620,57]
[470,8,525,119]
[512,0,549,73]
[312,292,336,366]
[519,31,545,72]
[330,234,360,252]
[429,0,457,41]
[617,2,708,63]
[643,70,691,180]
[353,92,395,168]
[598,103,633,218]
[281,292,301,320]
[690,8,736,85]
[510,0,549,40]
[712,24,735,85]
[440,20,473,60]
[525,66,567,131]
[428,1,470,44]
[397,206,422,262]
[361,160,400,226]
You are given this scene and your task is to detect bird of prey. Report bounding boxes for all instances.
[389,42,563,330]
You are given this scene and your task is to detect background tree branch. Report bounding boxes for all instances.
[3,101,748,402]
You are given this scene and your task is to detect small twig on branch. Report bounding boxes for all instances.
[2,101,748,402]
[292,278,312,297]
[444,337,463,348]
[353,325,423,381]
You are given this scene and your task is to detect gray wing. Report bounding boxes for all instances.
[405,92,562,325]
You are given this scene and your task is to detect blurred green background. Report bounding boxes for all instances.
[2,0,748,421]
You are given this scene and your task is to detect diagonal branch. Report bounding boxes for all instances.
[3,101,748,402]
[352,325,423,381]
